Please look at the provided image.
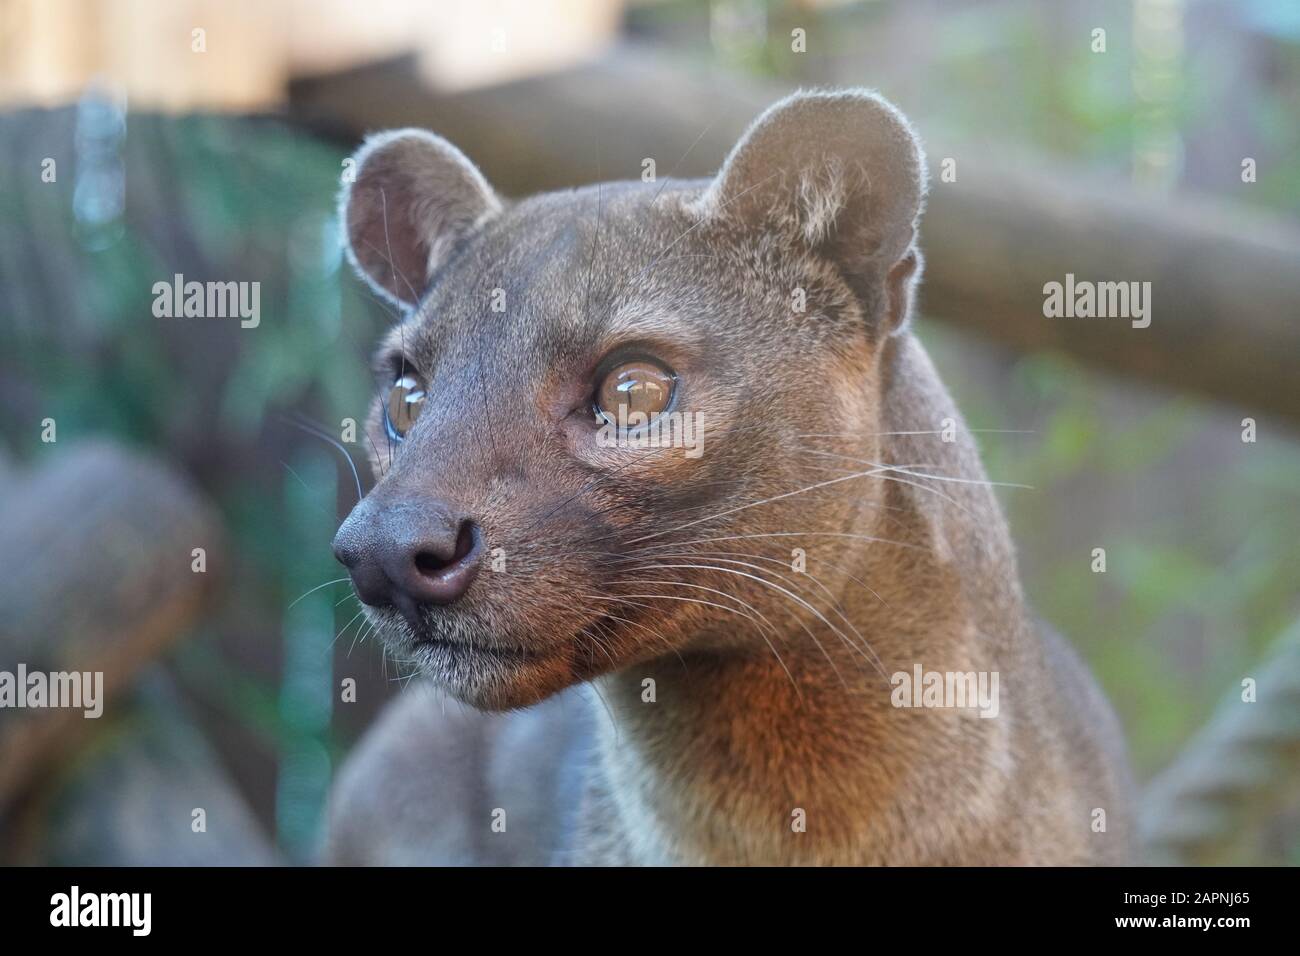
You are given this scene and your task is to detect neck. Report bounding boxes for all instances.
[582,335,1027,865]
[592,642,893,864]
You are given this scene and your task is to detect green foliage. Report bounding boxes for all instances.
[660,0,1300,215]
[2,112,386,860]
[923,321,1300,866]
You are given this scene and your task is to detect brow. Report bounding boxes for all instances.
[598,305,702,350]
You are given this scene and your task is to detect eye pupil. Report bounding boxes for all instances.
[386,374,426,440]
[596,360,675,424]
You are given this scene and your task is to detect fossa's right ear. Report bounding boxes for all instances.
[340,129,502,309]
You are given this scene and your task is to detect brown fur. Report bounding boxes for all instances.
[324,91,1133,865]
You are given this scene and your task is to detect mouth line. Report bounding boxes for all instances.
[415,634,538,662]
[372,606,615,670]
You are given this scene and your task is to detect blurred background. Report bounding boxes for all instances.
[0,0,1297,866]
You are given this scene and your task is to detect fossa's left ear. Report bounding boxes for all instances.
[698,89,927,334]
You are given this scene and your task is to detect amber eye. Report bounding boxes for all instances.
[383,374,426,441]
[594,359,676,426]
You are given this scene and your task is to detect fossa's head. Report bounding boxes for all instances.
[332,91,926,709]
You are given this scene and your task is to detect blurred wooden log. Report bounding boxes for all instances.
[291,48,1300,426]
[26,670,279,866]
[0,441,221,810]
[1139,618,1300,865]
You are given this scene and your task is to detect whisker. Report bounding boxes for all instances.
[790,448,976,516]
[795,429,1034,438]
[612,562,855,687]
[376,185,424,305]
[628,530,922,553]
[282,414,365,503]
[609,168,782,304]
[570,594,688,672]
[615,549,888,681]
[650,115,718,205]
[330,607,368,650]
[288,576,352,610]
[596,585,801,698]
[600,579,782,641]
[517,442,676,534]
[624,461,910,545]
[349,619,376,658]
[795,446,1033,490]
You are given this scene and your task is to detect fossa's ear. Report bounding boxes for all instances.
[698,89,927,334]
[340,129,502,309]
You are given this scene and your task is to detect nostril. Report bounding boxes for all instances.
[413,550,444,576]
[339,500,484,614]
[414,521,481,578]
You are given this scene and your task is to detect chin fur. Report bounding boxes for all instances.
[359,605,599,710]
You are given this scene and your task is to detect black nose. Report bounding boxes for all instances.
[332,497,484,625]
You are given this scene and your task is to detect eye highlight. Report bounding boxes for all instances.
[384,374,426,441]
[594,358,676,426]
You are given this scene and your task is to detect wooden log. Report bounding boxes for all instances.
[0,441,221,810]
[26,670,279,866]
[290,48,1300,426]
[1139,618,1300,866]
